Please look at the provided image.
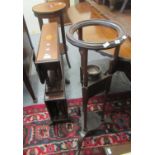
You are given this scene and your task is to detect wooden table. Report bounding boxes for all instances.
[67,2,131,61]
[32,1,71,68]
[35,22,68,124]
[67,2,131,132]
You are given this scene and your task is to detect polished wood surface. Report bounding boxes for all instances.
[67,2,131,60]
[36,22,60,62]
[67,2,131,132]
[48,0,71,24]
[32,1,66,14]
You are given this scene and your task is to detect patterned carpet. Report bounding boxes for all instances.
[23,92,131,155]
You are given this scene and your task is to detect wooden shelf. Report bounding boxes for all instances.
[45,98,68,123]
[88,72,111,86]
[34,19,68,124]
[87,73,111,98]
[45,80,65,101]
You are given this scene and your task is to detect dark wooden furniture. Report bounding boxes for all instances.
[67,3,131,154]
[32,1,71,68]
[23,17,37,103]
[67,1,131,130]
[35,22,68,124]
[67,3,131,153]
[67,19,127,132]
[67,1,131,83]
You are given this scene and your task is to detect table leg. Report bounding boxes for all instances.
[82,87,88,131]
[38,17,43,30]
[82,50,88,87]
[23,68,37,103]
[78,28,83,84]
[108,45,120,74]
[81,49,88,131]
[79,51,84,85]
[59,14,71,68]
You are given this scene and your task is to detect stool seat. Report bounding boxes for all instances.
[32,1,66,15]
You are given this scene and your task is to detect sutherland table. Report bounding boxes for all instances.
[32,1,71,68]
[35,22,69,124]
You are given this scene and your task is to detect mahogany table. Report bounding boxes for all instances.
[35,22,69,124]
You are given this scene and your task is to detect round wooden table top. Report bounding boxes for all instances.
[32,2,66,15]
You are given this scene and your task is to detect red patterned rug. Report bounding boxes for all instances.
[23,92,131,155]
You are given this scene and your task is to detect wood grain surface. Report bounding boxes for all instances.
[36,22,60,62]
